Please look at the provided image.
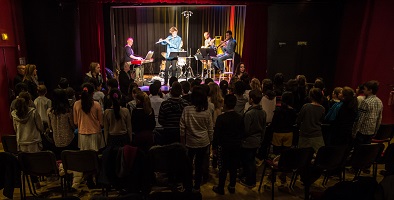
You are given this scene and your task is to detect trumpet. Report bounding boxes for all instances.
[217,38,229,49]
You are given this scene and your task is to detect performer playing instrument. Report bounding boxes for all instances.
[203,32,215,48]
[212,30,236,73]
[158,27,182,85]
[124,38,144,80]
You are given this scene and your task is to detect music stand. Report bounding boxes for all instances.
[199,48,216,80]
[169,51,187,58]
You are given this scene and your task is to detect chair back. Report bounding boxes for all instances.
[1,135,18,155]
[314,145,349,171]
[18,151,59,176]
[373,124,394,140]
[278,147,314,171]
[382,143,394,164]
[61,150,100,176]
[349,144,382,169]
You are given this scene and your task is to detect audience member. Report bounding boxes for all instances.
[84,62,104,90]
[180,81,191,103]
[23,64,39,99]
[233,81,248,115]
[273,73,285,96]
[149,82,164,127]
[34,84,52,128]
[219,80,229,97]
[13,64,26,87]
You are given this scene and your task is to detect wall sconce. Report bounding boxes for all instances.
[1,33,9,41]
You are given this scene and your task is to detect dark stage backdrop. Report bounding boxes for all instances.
[109,5,246,75]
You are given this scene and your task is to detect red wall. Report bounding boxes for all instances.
[0,0,25,136]
[335,0,394,124]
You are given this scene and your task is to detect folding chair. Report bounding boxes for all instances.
[1,135,19,155]
[346,144,383,180]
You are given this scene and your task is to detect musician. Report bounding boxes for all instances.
[158,27,182,85]
[203,32,215,48]
[124,38,143,80]
[212,30,236,73]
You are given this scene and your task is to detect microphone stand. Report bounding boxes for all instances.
[182,10,193,79]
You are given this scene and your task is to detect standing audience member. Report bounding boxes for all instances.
[273,73,285,96]
[212,94,244,195]
[240,90,266,188]
[180,81,192,103]
[104,89,132,147]
[261,79,277,123]
[296,88,325,152]
[23,64,39,99]
[58,78,76,107]
[356,84,366,108]
[10,83,34,116]
[149,83,164,127]
[13,64,26,87]
[352,80,383,145]
[158,82,189,144]
[208,82,224,125]
[180,86,214,192]
[219,80,229,97]
[11,92,43,188]
[127,87,141,116]
[89,78,105,113]
[233,81,248,115]
[294,75,308,112]
[34,85,52,128]
[84,62,105,90]
[328,87,343,109]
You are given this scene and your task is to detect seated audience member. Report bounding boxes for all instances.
[212,94,244,195]
[34,84,52,128]
[149,83,164,127]
[104,89,132,147]
[157,82,189,145]
[180,81,192,103]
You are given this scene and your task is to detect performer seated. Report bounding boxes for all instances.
[212,30,236,73]
[124,38,144,81]
[201,32,215,72]
[158,27,182,85]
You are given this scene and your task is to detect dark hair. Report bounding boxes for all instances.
[187,78,194,85]
[58,77,69,89]
[191,86,208,112]
[364,80,379,94]
[204,78,214,85]
[224,94,237,109]
[342,86,358,111]
[89,77,100,88]
[109,89,122,120]
[51,89,70,115]
[81,83,94,114]
[249,89,263,104]
[235,62,246,76]
[297,75,307,87]
[170,82,182,97]
[240,74,251,90]
[37,85,47,96]
[234,81,246,95]
[265,90,276,100]
[107,78,119,89]
[226,30,232,36]
[169,76,178,87]
[274,73,284,86]
[15,82,28,95]
[15,92,30,118]
[219,80,228,97]
[200,84,210,96]
[149,82,161,96]
[281,91,294,108]
[195,78,202,85]
[262,78,273,93]
[285,79,298,93]
[309,88,323,104]
[180,81,190,94]
[314,80,325,90]
[191,79,201,89]
[357,84,364,95]
[128,82,139,97]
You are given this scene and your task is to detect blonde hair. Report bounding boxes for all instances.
[250,78,262,92]
[23,64,36,81]
[135,91,152,115]
[208,82,224,109]
[89,62,100,73]
[169,27,178,33]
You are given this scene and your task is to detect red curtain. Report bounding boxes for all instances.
[78,1,106,79]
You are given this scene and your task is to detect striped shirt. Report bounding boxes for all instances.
[180,106,214,148]
[353,95,383,136]
[158,97,190,128]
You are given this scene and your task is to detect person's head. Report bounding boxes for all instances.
[15,82,28,96]
[296,75,307,87]
[356,84,364,95]
[309,88,323,104]
[204,78,214,85]
[191,79,201,91]
[313,79,325,91]
[169,76,178,88]
[224,94,237,110]
[89,77,101,92]
[170,81,182,97]
[65,87,75,100]
[58,77,69,89]
[149,82,161,96]
[187,78,194,85]
[169,27,178,37]
[132,87,141,99]
[129,82,139,96]
[37,84,47,96]
[89,62,101,75]
[123,62,131,72]
[51,88,70,115]
[24,64,37,80]
[204,32,210,39]
[219,80,229,96]
[191,86,208,112]
[285,79,298,92]
[235,62,246,75]
[126,38,134,46]
[274,73,284,86]
[281,91,294,108]
[262,78,273,93]
[17,65,26,76]
[80,83,94,114]
[135,91,152,115]
[363,80,379,96]
[109,89,122,120]
[250,78,262,92]
[249,89,263,105]
[225,30,232,40]
[107,78,119,91]
[234,81,246,96]
[342,86,358,110]
[208,82,223,109]
[14,92,31,118]
[332,87,343,100]
[180,81,190,95]
[240,74,251,90]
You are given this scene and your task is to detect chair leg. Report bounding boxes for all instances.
[304,185,310,200]
[258,164,267,192]
[21,174,26,200]
[271,171,276,200]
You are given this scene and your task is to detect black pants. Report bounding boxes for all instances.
[187,145,209,189]
[218,145,240,189]
[165,59,177,84]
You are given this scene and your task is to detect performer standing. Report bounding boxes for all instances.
[158,27,182,86]
[124,38,143,80]
[212,30,236,73]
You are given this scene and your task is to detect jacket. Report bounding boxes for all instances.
[11,107,43,150]
[242,105,266,148]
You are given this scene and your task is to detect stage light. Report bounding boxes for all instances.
[1,33,9,41]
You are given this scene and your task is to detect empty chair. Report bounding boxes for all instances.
[18,151,64,199]
[1,135,18,155]
[219,54,235,81]
[372,124,394,146]
[374,143,394,177]
[346,144,383,180]
[258,147,314,200]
